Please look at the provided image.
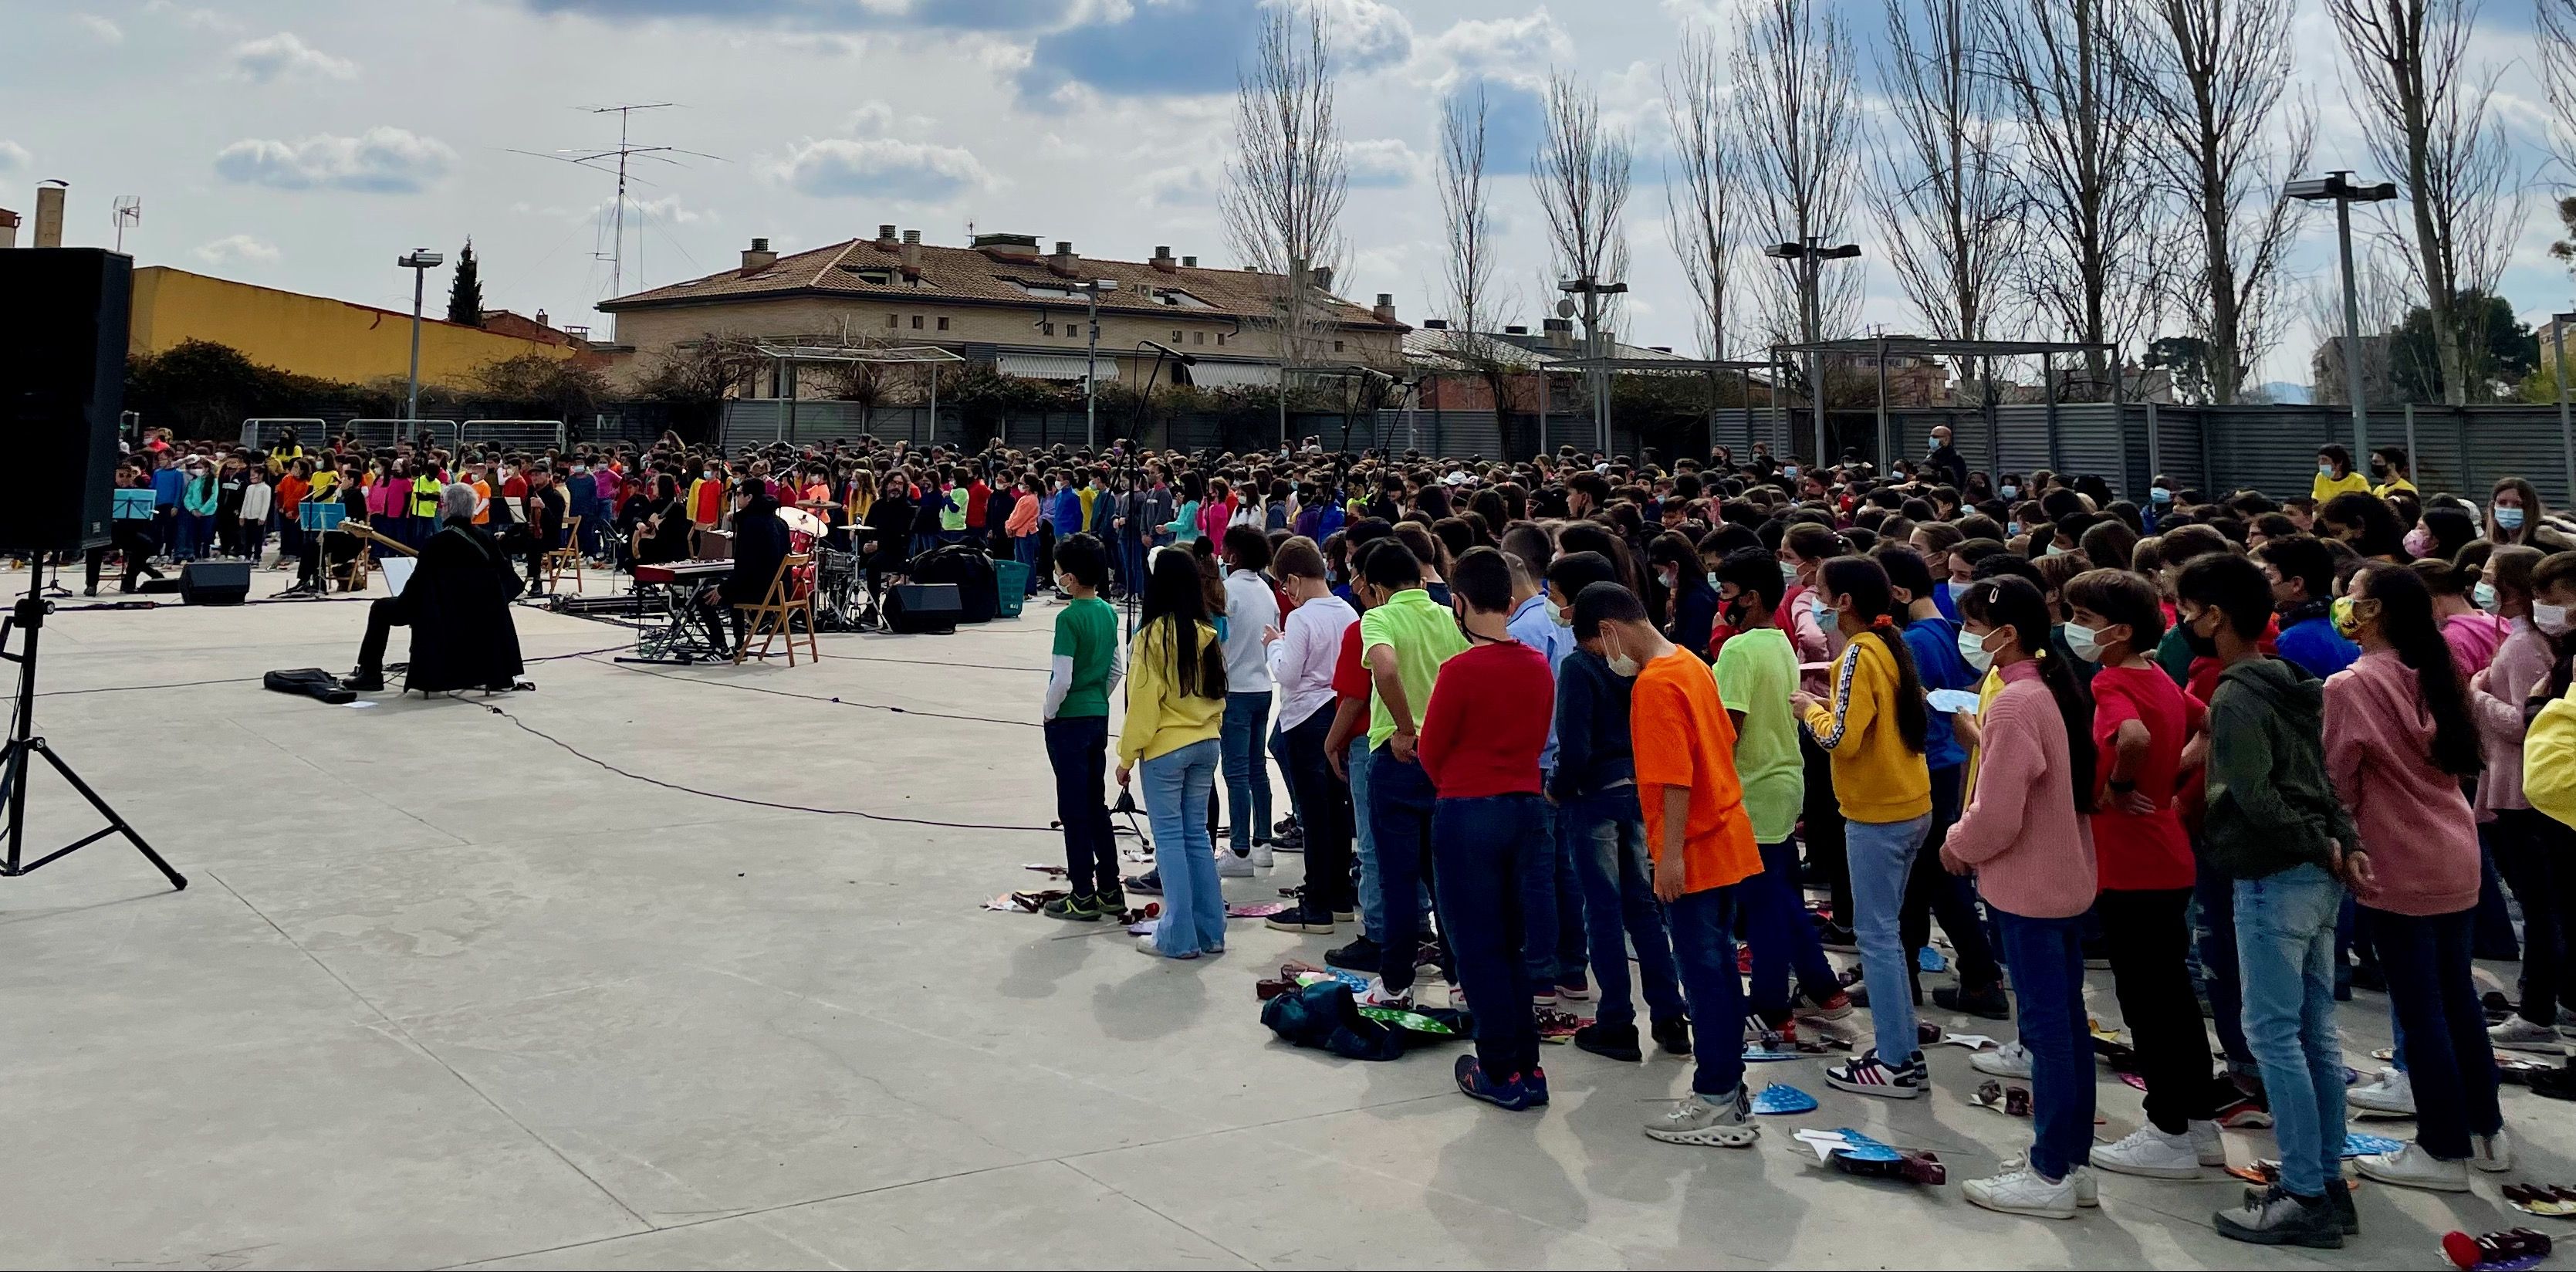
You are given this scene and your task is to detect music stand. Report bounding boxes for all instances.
[0,563,184,888]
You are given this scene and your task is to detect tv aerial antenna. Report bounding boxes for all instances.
[505,103,726,301]
[110,196,140,253]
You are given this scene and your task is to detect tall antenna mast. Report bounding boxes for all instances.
[505,103,725,328]
[592,102,668,299]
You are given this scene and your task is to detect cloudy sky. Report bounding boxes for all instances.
[2,0,2568,387]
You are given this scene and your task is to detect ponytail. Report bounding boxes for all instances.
[1961,575,2097,812]
[1823,556,1929,754]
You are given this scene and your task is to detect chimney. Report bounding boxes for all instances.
[1371,292,1398,324]
[1150,245,1178,273]
[1542,318,1574,350]
[740,236,777,275]
[877,223,898,247]
[1049,239,1078,277]
[1182,255,1197,268]
[0,208,17,249]
[1421,318,1448,330]
[534,309,549,328]
[33,184,66,249]
[900,228,923,278]
[1310,264,1334,294]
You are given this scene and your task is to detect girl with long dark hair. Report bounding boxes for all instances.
[2327,563,2505,1190]
[1942,575,2101,1218]
[1120,547,1232,959]
[1795,556,1935,1098]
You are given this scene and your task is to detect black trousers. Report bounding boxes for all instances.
[2098,886,2231,1133]
[1899,764,2002,991]
[85,522,157,591]
[2493,807,2576,1027]
[355,596,413,676]
[1280,706,1354,913]
[1798,731,1851,927]
[1043,716,1118,898]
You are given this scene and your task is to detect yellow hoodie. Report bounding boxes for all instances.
[1800,628,1933,824]
[1118,618,1225,766]
[2526,693,2576,829]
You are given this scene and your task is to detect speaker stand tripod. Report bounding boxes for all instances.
[0,563,184,888]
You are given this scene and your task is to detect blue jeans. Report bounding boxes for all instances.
[2234,864,2348,1198]
[1846,812,1932,1063]
[1564,790,1682,1028]
[1519,797,1586,990]
[1433,794,1542,1075]
[1367,745,1440,992]
[1994,908,2094,1181]
[1140,739,1225,957]
[2365,905,2501,1159]
[1743,837,1844,1023]
[1220,692,1273,856]
[1666,885,1749,1098]
[1013,533,1040,593]
[1348,741,1383,943]
[2192,844,2259,1086]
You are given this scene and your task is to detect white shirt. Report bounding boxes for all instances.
[1269,592,1357,729]
[1220,568,1276,693]
[238,479,272,523]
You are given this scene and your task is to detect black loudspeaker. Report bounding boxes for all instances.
[884,583,961,634]
[0,249,130,555]
[178,560,251,606]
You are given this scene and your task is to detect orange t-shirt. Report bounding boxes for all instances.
[1631,648,1762,894]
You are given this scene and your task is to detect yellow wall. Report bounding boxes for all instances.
[128,266,573,386]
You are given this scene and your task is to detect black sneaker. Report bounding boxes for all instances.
[1324,935,1381,972]
[1096,888,1128,915]
[1574,1022,1642,1061]
[1264,902,1335,935]
[1652,1016,1693,1057]
[1818,923,1858,952]
[2239,1179,2358,1236]
[2213,1184,2342,1249]
[340,670,387,692]
[1125,870,1162,896]
[1933,982,2012,1020]
[2528,1064,2576,1101]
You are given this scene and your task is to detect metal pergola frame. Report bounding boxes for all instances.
[1538,354,1781,458]
[1771,336,2121,487]
[750,343,965,445]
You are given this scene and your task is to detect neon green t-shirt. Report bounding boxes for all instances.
[1051,596,1117,719]
[1357,587,1467,749]
[1712,627,1804,842]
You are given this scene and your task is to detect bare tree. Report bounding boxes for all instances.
[1868,0,2021,402]
[2536,0,2575,277]
[1734,0,1864,349]
[1987,0,2166,392]
[1531,71,1633,448]
[1222,3,1348,442]
[1663,24,1743,364]
[2129,0,2312,404]
[2302,241,2412,405]
[2324,0,2524,404]
[1437,84,1519,434]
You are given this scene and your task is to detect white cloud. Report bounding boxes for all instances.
[845,100,936,136]
[1414,9,1571,89]
[192,234,280,266]
[1344,137,1421,188]
[142,1,237,31]
[0,141,28,173]
[766,137,992,201]
[229,32,360,83]
[1304,0,1414,69]
[74,14,123,43]
[1138,159,1222,207]
[212,127,457,193]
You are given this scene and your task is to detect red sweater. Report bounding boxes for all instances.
[1418,638,1553,799]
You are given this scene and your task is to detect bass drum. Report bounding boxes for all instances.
[813,546,864,631]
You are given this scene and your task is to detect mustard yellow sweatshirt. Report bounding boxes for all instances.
[1800,629,1933,824]
[1118,618,1225,766]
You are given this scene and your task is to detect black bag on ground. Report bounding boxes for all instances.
[263,667,354,705]
[906,543,999,624]
[1259,981,1470,1061]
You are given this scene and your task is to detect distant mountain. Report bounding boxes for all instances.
[2245,381,2312,404]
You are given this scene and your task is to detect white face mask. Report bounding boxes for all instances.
[1958,627,1998,674]
[2474,581,2500,613]
[1548,598,1573,629]
[2318,463,2337,478]
[2537,602,2572,636]
[2062,621,2103,663]
[1607,651,1641,678]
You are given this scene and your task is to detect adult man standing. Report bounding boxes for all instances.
[1926,425,1970,492]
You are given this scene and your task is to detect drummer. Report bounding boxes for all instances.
[695,479,790,654]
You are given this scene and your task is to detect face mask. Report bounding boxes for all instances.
[2473,581,2500,613]
[1927,439,1941,455]
[2149,488,2172,504]
[1706,570,1722,594]
[2536,602,2572,636]
[1605,638,1640,678]
[2369,462,2388,478]
[2062,621,2104,663]
[1958,628,1998,674]
[2044,543,2067,557]
[2330,595,2363,640]
[2180,611,2219,659]
[1657,568,1678,592]
[2000,485,2020,501]
[1779,560,1798,584]
[1810,598,1834,630]
[2402,525,2435,557]
[1782,466,1799,482]
[2497,506,2526,530]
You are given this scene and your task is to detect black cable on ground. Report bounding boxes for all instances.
[476,700,1058,833]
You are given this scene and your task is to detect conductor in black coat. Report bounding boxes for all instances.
[698,479,789,653]
[344,484,527,693]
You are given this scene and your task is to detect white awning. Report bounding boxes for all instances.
[996,353,1099,381]
[1184,360,1283,390]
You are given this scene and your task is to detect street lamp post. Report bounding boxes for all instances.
[1078,279,1119,451]
[1763,238,1861,469]
[2287,172,2398,463]
[1557,276,1629,455]
[2555,312,2574,502]
[396,249,445,424]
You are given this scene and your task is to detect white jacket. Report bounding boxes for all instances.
[238,479,272,523]
[1221,568,1276,694]
[1268,593,1356,730]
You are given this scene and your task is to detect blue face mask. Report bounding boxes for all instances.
[1999,485,2020,501]
[2497,506,2526,530]
[2149,487,2172,504]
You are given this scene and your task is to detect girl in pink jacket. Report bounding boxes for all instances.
[2327,563,2503,1192]
[1940,576,2101,1220]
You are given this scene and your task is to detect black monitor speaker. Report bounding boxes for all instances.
[884,583,961,634]
[0,248,130,555]
[178,560,252,606]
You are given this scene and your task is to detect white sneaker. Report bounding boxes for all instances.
[1964,1164,2079,1219]
[1971,1041,2033,1079]
[2187,1119,2226,1166]
[2088,1125,2202,1180]
[2355,1142,2470,1192]
[2072,1165,2098,1208]
[2473,1128,2514,1174]
[2489,1016,2561,1052]
[1252,844,1275,869]
[1359,978,1412,1009]
[1216,848,1255,878]
[1643,1088,1761,1148]
[2347,1067,2415,1117]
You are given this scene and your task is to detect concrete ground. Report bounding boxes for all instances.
[1,561,2568,1270]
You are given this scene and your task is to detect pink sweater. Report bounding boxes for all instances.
[1942,660,2098,919]
[2469,621,2554,816]
[2324,649,2480,916]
